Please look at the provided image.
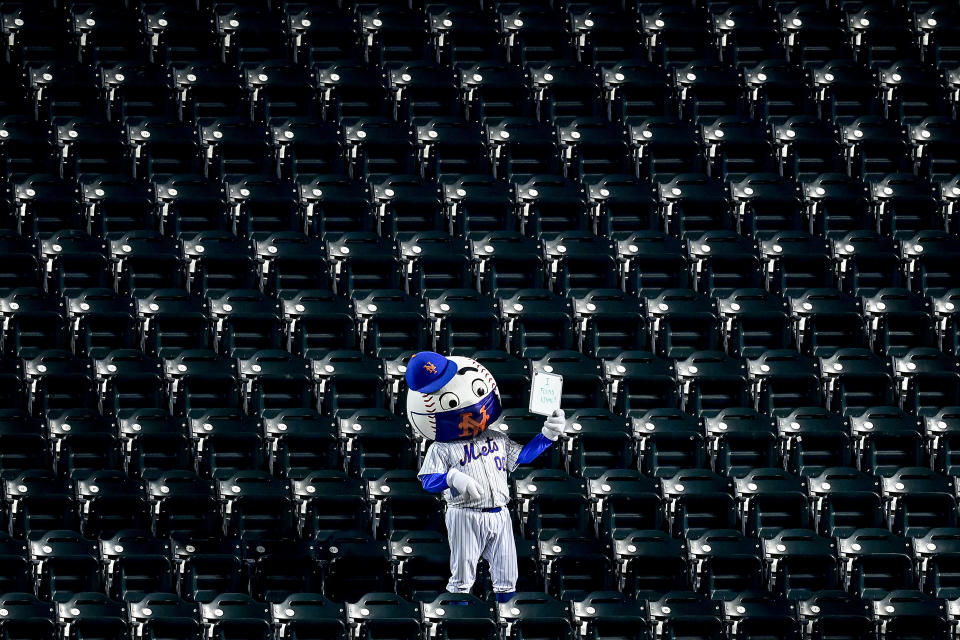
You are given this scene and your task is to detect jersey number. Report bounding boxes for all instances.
[493,456,505,471]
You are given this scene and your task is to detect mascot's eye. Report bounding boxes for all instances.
[439,392,460,409]
[472,380,488,397]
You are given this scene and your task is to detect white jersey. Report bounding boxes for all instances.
[418,430,523,509]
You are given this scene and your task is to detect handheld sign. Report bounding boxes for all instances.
[528,370,563,416]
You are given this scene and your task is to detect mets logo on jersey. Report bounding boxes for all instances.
[459,437,501,466]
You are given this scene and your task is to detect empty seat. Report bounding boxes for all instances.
[735,466,810,540]
[687,529,764,600]
[513,469,591,538]
[834,231,903,296]
[647,591,724,640]
[677,351,751,417]
[497,592,574,640]
[706,408,779,477]
[803,173,872,239]
[728,173,804,240]
[5,469,76,538]
[760,232,834,298]
[702,117,775,183]
[99,530,173,601]
[647,288,721,359]
[763,529,839,599]
[902,231,960,297]
[243,536,319,603]
[808,467,884,537]
[75,469,147,538]
[657,173,731,237]
[874,590,950,640]
[29,529,101,601]
[538,531,613,600]
[145,471,217,538]
[630,118,702,182]
[780,8,849,68]
[882,467,956,538]
[634,409,707,478]
[24,350,97,417]
[564,410,633,478]
[0,288,66,358]
[797,590,873,640]
[688,232,762,298]
[748,348,821,416]
[838,528,915,600]
[604,351,677,417]
[791,288,868,357]
[317,532,392,602]
[544,234,617,294]
[910,118,960,182]
[617,232,689,297]
[660,468,736,538]
[777,406,853,476]
[270,593,347,640]
[200,593,271,640]
[743,60,810,125]
[774,116,843,183]
[486,118,559,181]
[722,591,800,640]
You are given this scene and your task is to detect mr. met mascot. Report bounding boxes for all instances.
[407,351,565,603]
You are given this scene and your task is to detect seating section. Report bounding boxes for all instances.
[3,0,960,636]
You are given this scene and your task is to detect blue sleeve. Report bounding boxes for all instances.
[516,433,555,465]
[420,472,448,493]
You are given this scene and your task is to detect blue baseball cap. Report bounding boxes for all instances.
[405,351,458,394]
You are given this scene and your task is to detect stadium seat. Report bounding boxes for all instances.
[657,173,731,237]
[705,409,779,477]
[734,468,810,538]
[677,351,750,417]
[634,409,707,478]
[660,468,736,538]
[603,351,677,417]
[777,406,852,476]
[538,531,613,600]
[803,173,872,239]
[127,592,201,640]
[729,173,804,239]
[838,528,914,600]
[687,231,762,298]
[497,592,573,640]
[29,529,102,601]
[808,466,883,537]
[721,590,800,639]
[763,529,839,600]
[617,233,689,298]
[796,591,872,640]
[687,528,764,600]
[647,591,724,640]
[186,409,262,479]
[271,593,347,640]
[647,288,722,359]
[630,118,702,183]
[0,593,55,639]
[513,469,591,538]
[99,529,173,601]
[146,471,217,538]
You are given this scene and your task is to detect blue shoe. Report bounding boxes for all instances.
[495,591,515,604]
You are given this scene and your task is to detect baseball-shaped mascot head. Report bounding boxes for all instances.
[405,351,502,442]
